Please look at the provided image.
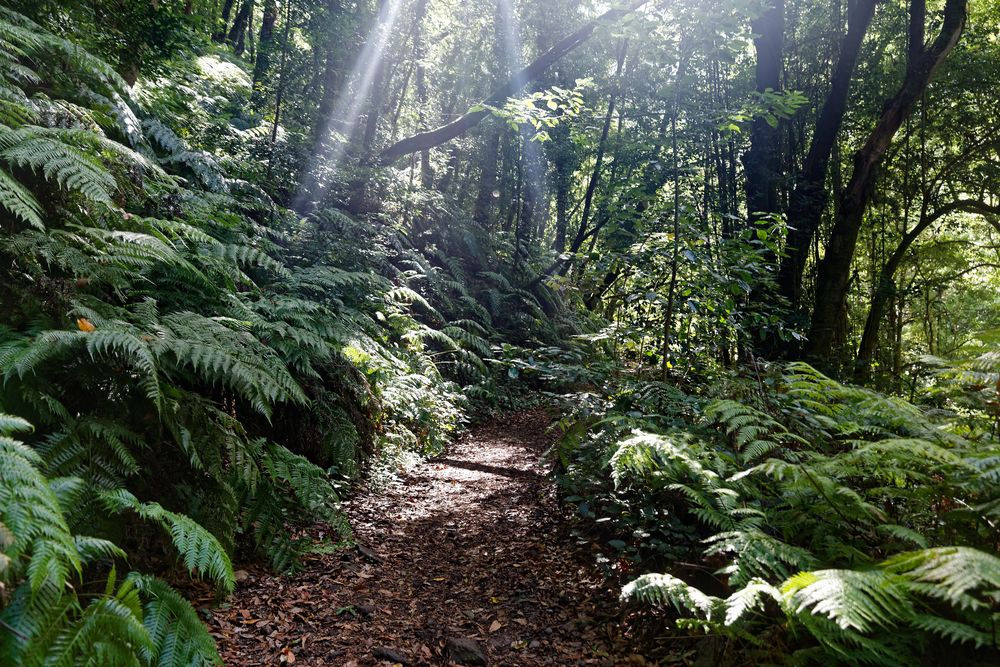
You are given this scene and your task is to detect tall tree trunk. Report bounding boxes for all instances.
[778,0,878,309]
[269,0,293,146]
[473,126,501,228]
[742,0,784,224]
[214,0,237,42]
[412,0,432,189]
[661,68,684,380]
[550,123,574,251]
[227,0,253,55]
[559,39,628,276]
[346,0,395,213]
[251,0,278,108]
[806,0,967,364]
[473,0,514,231]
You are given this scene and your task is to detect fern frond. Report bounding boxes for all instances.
[101,489,235,594]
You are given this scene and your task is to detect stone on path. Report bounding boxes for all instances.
[445,636,488,666]
[372,645,409,664]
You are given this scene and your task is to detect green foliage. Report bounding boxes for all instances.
[625,547,1000,664]
[101,490,235,594]
[555,361,1000,664]
[0,413,221,667]
[0,9,500,664]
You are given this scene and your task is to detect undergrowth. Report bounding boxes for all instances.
[547,356,1000,665]
[0,10,540,664]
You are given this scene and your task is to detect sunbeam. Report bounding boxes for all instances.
[498,0,546,248]
[294,0,405,212]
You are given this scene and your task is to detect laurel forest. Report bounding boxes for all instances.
[0,0,997,665]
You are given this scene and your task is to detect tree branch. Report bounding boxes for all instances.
[376,1,647,165]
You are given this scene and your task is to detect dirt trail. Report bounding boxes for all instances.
[210,410,645,666]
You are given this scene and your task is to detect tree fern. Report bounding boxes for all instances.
[0,166,42,228]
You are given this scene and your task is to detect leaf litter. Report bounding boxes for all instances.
[207,410,656,665]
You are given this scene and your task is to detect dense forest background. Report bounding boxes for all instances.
[0,0,998,664]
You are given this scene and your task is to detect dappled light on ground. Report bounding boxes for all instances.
[208,411,649,666]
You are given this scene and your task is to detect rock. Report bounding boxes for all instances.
[372,646,409,664]
[234,569,251,583]
[357,543,383,563]
[356,602,376,618]
[445,637,488,666]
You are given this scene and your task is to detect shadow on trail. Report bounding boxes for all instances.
[211,410,644,666]
[429,456,549,482]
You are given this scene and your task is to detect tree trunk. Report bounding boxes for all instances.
[742,0,783,224]
[661,68,683,380]
[412,0,432,189]
[778,0,878,309]
[549,123,574,251]
[473,126,501,228]
[227,0,253,55]
[559,39,628,276]
[251,0,278,108]
[806,0,967,364]
[346,0,396,213]
[214,0,237,42]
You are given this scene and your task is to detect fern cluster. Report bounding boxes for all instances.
[0,10,508,665]
[0,414,222,666]
[555,362,1000,664]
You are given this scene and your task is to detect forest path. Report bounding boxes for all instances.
[209,410,649,666]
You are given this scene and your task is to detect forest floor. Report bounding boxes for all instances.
[205,410,658,666]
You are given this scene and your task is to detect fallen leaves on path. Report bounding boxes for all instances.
[208,410,654,665]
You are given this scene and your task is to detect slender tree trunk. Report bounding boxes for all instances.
[412,0,432,189]
[806,0,967,364]
[559,39,628,276]
[742,0,784,223]
[214,0,237,42]
[251,0,278,108]
[473,126,501,227]
[269,0,293,146]
[346,0,395,213]
[778,0,878,309]
[661,84,682,380]
[549,123,573,251]
[227,0,253,55]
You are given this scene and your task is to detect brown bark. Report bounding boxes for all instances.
[806,0,967,364]
[777,0,879,308]
[742,0,784,224]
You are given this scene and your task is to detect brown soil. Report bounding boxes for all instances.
[208,410,651,666]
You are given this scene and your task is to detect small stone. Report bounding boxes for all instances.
[356,603,376,618]
[372,646,409,664]
[446,637,488,666]
[234,570,251,583]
